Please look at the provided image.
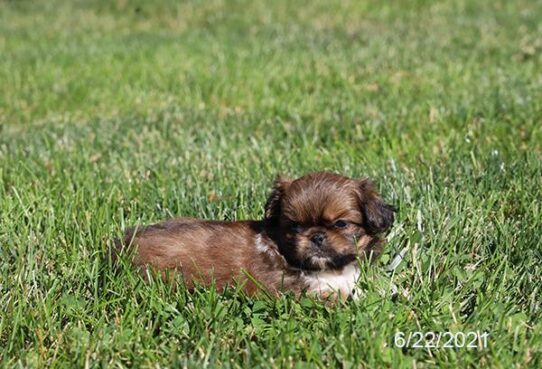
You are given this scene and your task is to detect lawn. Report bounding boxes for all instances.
[1,0,541,368]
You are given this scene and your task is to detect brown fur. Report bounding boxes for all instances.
[116,172,395,297]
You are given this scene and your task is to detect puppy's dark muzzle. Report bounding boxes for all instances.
[310,233,326,247]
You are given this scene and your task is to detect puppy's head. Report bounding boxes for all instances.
[265,172,395,271]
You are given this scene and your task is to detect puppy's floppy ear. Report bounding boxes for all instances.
[264,176,292,221]
[357,179,396,235]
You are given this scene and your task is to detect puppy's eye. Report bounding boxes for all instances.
[291,223,302,233]
[334,220,348,229]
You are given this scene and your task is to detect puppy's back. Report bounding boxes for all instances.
[114,218,259,289]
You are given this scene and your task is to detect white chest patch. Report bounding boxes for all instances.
[304,263,361,299]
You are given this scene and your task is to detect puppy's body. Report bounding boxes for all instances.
[126,219,301,295]
[120,172,394,299]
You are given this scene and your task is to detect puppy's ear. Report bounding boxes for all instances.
[357,179,395,235]
[264,176,292,221]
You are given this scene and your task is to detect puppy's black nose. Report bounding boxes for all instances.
[311,233,326,246]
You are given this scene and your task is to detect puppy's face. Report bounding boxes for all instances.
[265,172,395,271]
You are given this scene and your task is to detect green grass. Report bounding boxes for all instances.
[1,0,541,367]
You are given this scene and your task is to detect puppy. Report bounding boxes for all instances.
[118,172,395,299]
